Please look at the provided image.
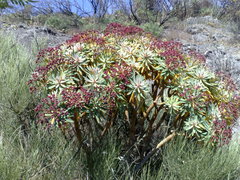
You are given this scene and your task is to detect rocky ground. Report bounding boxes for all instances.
[163,16,240,87]
[0,21,71,51]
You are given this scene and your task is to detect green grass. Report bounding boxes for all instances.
[161,138,240,180]
[0,32,32,114]
[0,126,86,179]
[140,22,164,37]
[140,137,240,180]
[0,33,85,179]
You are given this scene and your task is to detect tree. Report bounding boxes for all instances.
[0,0,36,9]
[54,0,73,16]
[87,0,110,20]
[146,0,155,11]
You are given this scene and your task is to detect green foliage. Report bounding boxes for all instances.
[0,32,33,115]
[44,14,82,31]
[45,15,66,30]
[0,32,47,120]
[0,0,36,9]
[83,133,122,179]
[158,136,240,180]
[0,123,87,179]
[80,19,107,31]
[140,22,164,37]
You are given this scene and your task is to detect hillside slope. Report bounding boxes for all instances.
[163,16,240,86]
[0,21,70,50]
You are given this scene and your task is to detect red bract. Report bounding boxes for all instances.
[151,40,182,51]
[151,40,185,70]
[219,99,240,123]
[104,23,144,36]
[35,94,68,125]
[101,85,117,109]
[161,49,185,70]
[66,31,105,45]
[216,71,238,91]
[29,52,75,89]
[36,46,61,63]
[189,50,206,64]
[62,85,117,112]
[212,119,232,146]
[62,87,92,108]
[96,62,133,109]
[105,62,132,82]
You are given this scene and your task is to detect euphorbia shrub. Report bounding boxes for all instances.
[29,23,240,156]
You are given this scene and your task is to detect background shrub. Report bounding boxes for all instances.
[140,22,164,37]
[45,14,82,31]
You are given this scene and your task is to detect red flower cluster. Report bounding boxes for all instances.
[219,97,240,124]
[104,62,132,91]
[212,119,232,145]
[216,71,237,91]
[151,40,185,70]
[105,62,132,81]
[66,30,105,45]
[28,47,75,91]
[151,40,182,51]
[162,49,185,70]
[62,87,92,108]
[99,84,117,110]
[35,94,68,126]
[189,50,206,64]
[104,23,144,36]
[36,46,61,63]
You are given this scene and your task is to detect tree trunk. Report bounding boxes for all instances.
[146,0,155,11]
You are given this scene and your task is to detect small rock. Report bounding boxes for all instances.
[18,24,27,29]
[212,33,231,41]
[186,25,205,35]
[43,27,57,36]
[193,33,210,42]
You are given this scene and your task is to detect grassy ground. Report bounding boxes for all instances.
[0,31,240,180]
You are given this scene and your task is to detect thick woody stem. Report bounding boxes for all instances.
[73,110,82,144]
[129,105,137,144]
[156,132,176,149]
[135,132,176,172]
[73,111,91,153]
[143,96,159,118]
